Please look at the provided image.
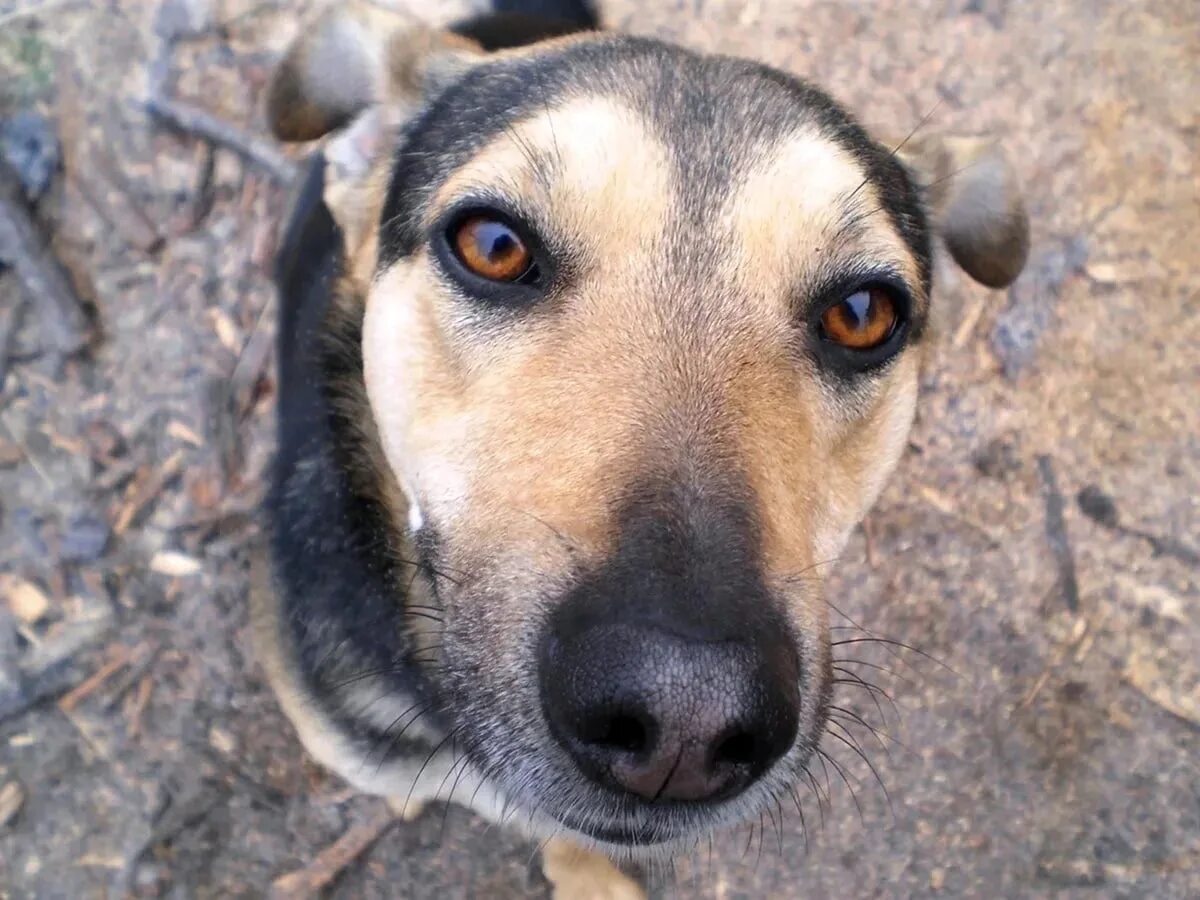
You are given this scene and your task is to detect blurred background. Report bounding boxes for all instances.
[0,0,1196,896]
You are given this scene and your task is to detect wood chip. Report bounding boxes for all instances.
[150,551,203,577]
[269,807,395,899]
[2,576,50,625]
[126,674,153,739]
[0,780,24,828]
[0,436,24,468]
[167,420,204,447]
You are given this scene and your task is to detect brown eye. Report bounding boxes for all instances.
[451,216,534,282]
[820,287,899,350]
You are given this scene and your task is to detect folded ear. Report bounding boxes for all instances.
[896,135,1030,289]
[266,1,483,143]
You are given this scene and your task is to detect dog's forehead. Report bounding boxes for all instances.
[379,35,930,288]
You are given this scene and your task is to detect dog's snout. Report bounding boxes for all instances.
[540,623,800,803]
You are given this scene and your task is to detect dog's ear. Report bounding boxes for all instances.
[266,1,483,143]
[896,135,1030,288]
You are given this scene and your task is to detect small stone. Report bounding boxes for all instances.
[59,514,111,563]
[0,111,60,202]
[929,867,946,891]
[1077,485,1119,528]
[973,436,1022,480]
[154,0,212,40]
[208,726,236,755]
[2,576,50,624]
[0,438,23,469]
[0,780,24,828]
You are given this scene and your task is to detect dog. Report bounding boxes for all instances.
[253,1,1029,895]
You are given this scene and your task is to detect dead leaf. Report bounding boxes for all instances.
[0,780,24,828]
[150,551,203,577]
[1124,653,1200,727]
[209,308,240,354]
[2,576,50,624]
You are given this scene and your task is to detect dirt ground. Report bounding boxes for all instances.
[0,0,1196,897]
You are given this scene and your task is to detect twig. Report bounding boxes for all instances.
[269,806,396,899]
[113,450,185,535]
[0,159,91,357]
[146,96,298,185]
[861,516,878,568]
[230,296,276,416]
[1036,455,1080,612]
[126,674,154,739]
[57,643,132,713]
[0,291,27,384]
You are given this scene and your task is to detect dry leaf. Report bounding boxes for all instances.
[209,308,240,354]
[167,420,204,447]
[3,576,50,624]
[150,551,203,577]
[0,781,24,828]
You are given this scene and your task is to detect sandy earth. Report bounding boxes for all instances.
[0,0,1196,897]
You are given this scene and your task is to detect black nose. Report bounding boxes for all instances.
[539,622,800,803]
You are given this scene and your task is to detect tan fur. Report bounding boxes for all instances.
[262,6,1030,894]
[541,839,647,900]
[364,96,679,580]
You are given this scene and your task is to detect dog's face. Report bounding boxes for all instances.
[269,5,1027,854]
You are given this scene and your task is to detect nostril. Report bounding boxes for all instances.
[581,711,651,755]
[713,730,759,767]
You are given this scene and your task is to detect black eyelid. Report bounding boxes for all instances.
[807,270,913,322]
[434,196,541,249]
[805,270,916,377]
[431,198,553,305]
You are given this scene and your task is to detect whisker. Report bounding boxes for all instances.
[831,637,959,678]
[372,702,431,773]
[401,725,463,819]
[830,656,917,689]
[832,667,897,723]
[799,765,828,828]
[828,705,911,756]
[844,98,944,205]
[769,797,786,856]
[788,784,810,854]
[825,726,894,821]
[816,747,865,827]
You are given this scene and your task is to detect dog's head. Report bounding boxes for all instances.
[268,2,1028,854]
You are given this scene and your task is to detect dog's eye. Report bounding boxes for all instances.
[451,216,535,283]
[819,286,898,350]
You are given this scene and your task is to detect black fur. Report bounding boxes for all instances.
[267,9,606,763]
[379,37,931,301]
[267,1,931,822]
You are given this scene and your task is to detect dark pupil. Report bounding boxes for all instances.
[476,221,517,261]
[841,291,873,329]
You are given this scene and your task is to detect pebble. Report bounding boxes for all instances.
[0,111,60,203]
[1077,484,1119,528]
[59,514,111,563]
